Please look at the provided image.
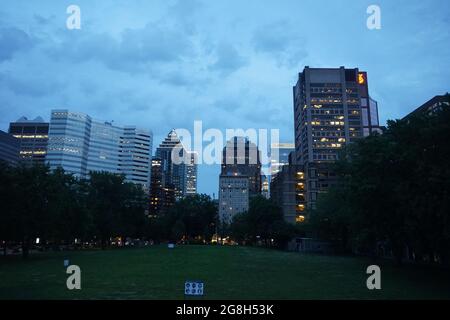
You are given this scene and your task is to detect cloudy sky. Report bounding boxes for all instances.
[1,0,449,195]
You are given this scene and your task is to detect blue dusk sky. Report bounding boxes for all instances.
[0,0,449,196]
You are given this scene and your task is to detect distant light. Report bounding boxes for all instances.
[358,73,366,85]
[35,238,40,244]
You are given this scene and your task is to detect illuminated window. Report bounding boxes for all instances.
[296,215,305,223]
[358,73,365,85]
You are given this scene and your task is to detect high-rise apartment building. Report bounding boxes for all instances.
[8,117,49,165]
[293,67,381,209]
[46,110,152,190]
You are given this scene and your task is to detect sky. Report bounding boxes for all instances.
[0,0,449,196]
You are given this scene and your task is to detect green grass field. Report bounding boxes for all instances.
[1,245,449,299]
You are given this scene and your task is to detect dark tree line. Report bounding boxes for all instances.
[230,196,297,249]
[149,194,218,243]
[0,162,221,258]
[0,165,148,258]
[309,107,450,265]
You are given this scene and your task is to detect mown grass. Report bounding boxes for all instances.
[1,245,449,299]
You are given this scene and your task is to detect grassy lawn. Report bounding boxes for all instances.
[1,245,449,299]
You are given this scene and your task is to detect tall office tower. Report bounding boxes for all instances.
[149,156,175,217]
[8,117,49,165]
[155,130,183,200]
[149,157,163,216]
[0,130,20,165]
[46,110,152,190]
[221,137,262,195]
[218,175,249,224]
[47,111,91,177]
[184,151,198,196]
[120,127,153,191]
[293,67,381,209]
[270,143,295,176]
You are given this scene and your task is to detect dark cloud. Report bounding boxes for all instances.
[210,42,248,75]
[45,21,197,75]
[0,27,35,62]
[0,71,64,97]
[252,21,307,67]
[33,14,55,26]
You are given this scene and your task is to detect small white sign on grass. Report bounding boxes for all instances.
[185,281,204,296]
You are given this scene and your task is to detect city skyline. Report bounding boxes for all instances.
[1,0,449,195]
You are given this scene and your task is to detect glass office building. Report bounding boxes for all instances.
[46,110,152,191]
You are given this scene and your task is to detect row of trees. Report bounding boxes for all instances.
[0,165,148,257]
[0,160,300,258]
[148,194,218,243]
[230,196,297,249]
[309,107,450,264]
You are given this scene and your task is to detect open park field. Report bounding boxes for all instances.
[1,245,450,300]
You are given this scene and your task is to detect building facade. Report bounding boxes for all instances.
[0,130,20,165]
[293,67,381,209]
[149,156,175,217]
[261,174,269,199]
[218,175,249,224]
[184,151,198,196]
[8,116,49,165]
[403,93,450,119]
[270,163,306,224]
[150,131,197,217]
[155,130,197,200]
[270,143,295,176]
[221,137,262,195]
[46,110,152,190]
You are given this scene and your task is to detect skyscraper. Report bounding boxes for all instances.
[149,156,175,217]
[155,130,191,200]
[218,137,262,224]
[150,130,197,216]
[184,151,198,196]
[293,67,381,209]
[221,136,262,195]
[8,116,49,165]
[46,110,152,190]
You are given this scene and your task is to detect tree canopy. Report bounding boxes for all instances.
[310,107,450,264]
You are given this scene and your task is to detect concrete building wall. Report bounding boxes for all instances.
[218,175,249,224]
